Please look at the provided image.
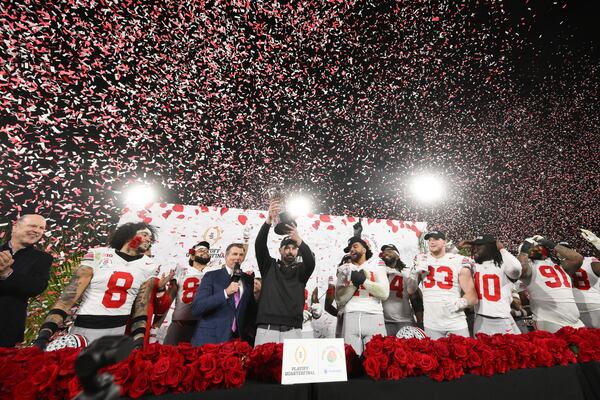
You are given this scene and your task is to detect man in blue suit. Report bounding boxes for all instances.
[191,243,255,346]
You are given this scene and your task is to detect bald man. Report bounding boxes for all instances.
[0,214,53,347]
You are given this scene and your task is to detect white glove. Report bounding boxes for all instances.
[303,309,312,323]
[443,298,468,314]
[310,303,323,319]
[581,229,600,251]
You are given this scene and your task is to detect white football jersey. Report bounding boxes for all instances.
[78,247,158,316]
[526,258,580,324]
[572,257,600,309]
[172,264,218,321]
[416,253,472,331]
[342,261,388,314]
[382,262,413,323]
[473,261,514,318]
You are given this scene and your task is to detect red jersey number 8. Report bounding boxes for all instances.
[182,277,200,304]
[102,271,134,308]
[423,266,453,289]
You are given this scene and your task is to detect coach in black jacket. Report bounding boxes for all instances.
[0,214,52,347]
[254,199,315,346]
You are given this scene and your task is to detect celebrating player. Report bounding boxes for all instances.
[566,231,600,328]
[408,231,478,339]
[459,235,522,335]
[162,241,216,344]
[336,236,389,355]
[379,244,422,336]
[33,223,159,349]
[517,235,584,332]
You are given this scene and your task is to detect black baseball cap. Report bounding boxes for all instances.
[467,235,496,245]
[424,231,446,240]
[344,237,373,259]
[280,236,298,248]
[381,244,399,253]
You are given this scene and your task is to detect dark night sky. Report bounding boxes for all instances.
[0,0,598,252]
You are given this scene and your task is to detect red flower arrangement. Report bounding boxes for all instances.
[3,328,600,399]
[361,328,597,382]
[0,341,252,400]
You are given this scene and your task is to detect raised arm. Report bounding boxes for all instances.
[498,241,522,280]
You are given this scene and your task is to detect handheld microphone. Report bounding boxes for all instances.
[231,262,242,283]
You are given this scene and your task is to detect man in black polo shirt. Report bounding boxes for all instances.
[254,198,315,346]
[0,214,53,347]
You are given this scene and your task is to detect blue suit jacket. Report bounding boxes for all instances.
[190,267,254,346]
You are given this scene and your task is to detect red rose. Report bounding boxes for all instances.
[67,376,82,399]
[219,341,236,356]
[111,362,133,385]
[151,356,171,382]
[13,379,38,400]
[363,357,382,380]
[129,372,150,399]
[233,340,252,356]
[450,341,468,360]
[150,380,168,396]
[393,348,408,365]
[200,343,220,354]
[416,353,438,373]
[141,343,161,361]
[211,368,224,385]
[193,376,210,392]
[58,351,79,376]
[365,337,384,356]
[32,364,60,391]
[222,355,242,371]
[385,364,404,380]
[199,353,218,376]
[224,369,246,388]
[165,366,184,388]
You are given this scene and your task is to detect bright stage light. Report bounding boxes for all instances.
[124,185,156,205]
[409,174,445,204]
[287,196,312,217]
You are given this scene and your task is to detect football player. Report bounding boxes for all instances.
[408,231,478,339]
[459,235,522,335]
[33,222,159,349]
[517,235,584,332]
[162,241,216,344]
[568,231,600,328]
[336,237,389,355]
[380,244,422,336]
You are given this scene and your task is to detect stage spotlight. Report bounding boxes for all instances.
[124,185,156,205]
[409,174,445,204]
[287,196,312,217]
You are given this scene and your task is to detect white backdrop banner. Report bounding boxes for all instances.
[119,203,427,338]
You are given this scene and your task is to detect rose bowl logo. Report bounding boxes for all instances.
[321,346,340,364]
[203,226,223,246]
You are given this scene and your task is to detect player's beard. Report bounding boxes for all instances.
[193,255,211,265]
[382,255,397,267]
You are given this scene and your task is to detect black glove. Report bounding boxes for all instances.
[132,337,144,349]
[350,270,367,288]
[537,237,557,250]
[32,331,51,351]
[520,239,535,254]
[353,221,363,238]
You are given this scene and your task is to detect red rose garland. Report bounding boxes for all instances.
[2,329,600,399]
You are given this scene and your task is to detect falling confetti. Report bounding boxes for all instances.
[0,0,598,256]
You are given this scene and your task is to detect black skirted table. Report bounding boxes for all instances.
[143,362,600,400]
